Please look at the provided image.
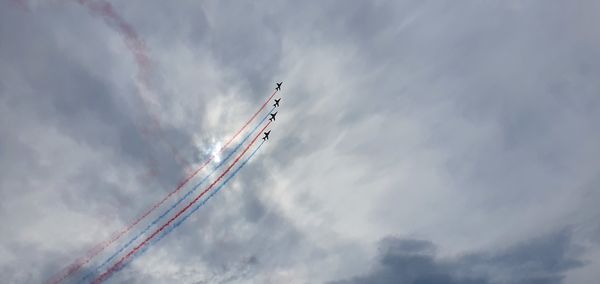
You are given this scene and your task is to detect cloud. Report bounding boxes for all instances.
[1,1,600,283]
[332,229,583,284]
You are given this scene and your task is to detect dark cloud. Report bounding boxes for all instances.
[332,230,583,284]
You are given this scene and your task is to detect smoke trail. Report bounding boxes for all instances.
[93,122,271,284]
[49,92,278,284]
[44,3,159,282]
[76,0,150,90]
[74,0,194,172]
[82,107,274,281]
[113,140,266,278]
[41,1,279,282]
[9,0,29,12]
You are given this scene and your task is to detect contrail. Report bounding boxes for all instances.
[93,122,271,284]
[45,1,168,281]
[113,140,266,278]
[75,0,190,170]
[48,91,279,284]
[76,0,150,90]
[82,107,274,281]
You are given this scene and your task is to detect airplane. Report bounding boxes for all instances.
[275,82,283,91]
[262,130,271,141]
[269,112,277,122]
[273,98,281,107]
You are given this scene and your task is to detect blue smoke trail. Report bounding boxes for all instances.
[107,140,266,279]
[83,107,274,282]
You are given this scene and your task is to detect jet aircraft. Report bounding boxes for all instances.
[269,112,277,122]
[274,98,281,107]
[275,82,283,91]
[263,130,271,141]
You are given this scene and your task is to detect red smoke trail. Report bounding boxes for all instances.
[9,0,29,12]
[47,90,279,284]
[76,0,190,170]
[93,121,271,284]
[76,0,150,88]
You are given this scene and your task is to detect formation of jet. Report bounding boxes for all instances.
[262,130,271,141]
[269,112,277,122]
[265,81,283,142]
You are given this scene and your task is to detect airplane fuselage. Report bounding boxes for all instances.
[262,131,271,140]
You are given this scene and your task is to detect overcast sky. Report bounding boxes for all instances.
[1,1,600,283]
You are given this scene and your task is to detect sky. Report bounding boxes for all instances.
[1,1,600,283]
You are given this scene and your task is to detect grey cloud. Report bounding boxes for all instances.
[2,0,600,283]
[332,230,583,284]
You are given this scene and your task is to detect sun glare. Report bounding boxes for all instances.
[211,142,222,163]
